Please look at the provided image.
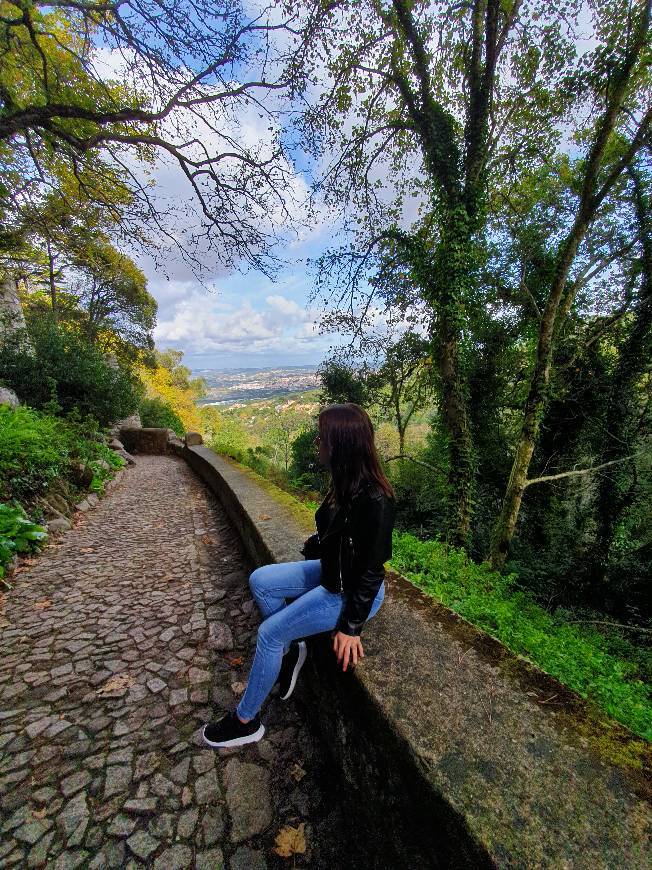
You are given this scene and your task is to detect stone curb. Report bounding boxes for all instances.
[180,444,651,869]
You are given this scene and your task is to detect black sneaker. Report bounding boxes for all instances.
[277,640,307,700]
[202,710,265,749]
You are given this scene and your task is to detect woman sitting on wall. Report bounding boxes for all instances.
[201,402,396,748]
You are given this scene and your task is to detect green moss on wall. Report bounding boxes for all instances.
[220,454,315,534]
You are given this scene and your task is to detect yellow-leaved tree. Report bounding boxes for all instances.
[138,350,207,434]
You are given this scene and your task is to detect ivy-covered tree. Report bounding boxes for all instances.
[289,0,651,558]
[290,0,585,546]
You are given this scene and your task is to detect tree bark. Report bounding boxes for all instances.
[428,213,476,548]
[46,237,57,319]
[0,275,29,346]
[592,166,652,579]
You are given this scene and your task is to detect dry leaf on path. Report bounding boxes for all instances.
[225,655,243,666]
[80,547,94,554]
[258,514,272,521]
[289,762,306,783]
[96,673,135,695]
[34,599,52,610]
[230,681,246,695]
[273,822,307,858]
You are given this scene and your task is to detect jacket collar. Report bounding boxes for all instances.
[317,502,348,542]
[316,482,371,541]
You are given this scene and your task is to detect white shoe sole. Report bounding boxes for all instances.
[201,722,265,749]
[280,641,307,700]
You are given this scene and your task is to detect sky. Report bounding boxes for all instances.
[94,1,424,374]
[141,223,333,371]
[134,162,337,374]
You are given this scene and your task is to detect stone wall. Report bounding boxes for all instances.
[119,427,170,456]
[180,444,651,869]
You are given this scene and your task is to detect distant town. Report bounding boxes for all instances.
[193,365,320,406]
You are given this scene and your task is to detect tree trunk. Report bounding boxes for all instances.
[46,237,57,318]
[488,226,586,568]
[429,211,476,549]
[0,275,29,347]
[592,167,652,579]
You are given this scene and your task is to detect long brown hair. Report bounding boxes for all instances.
[319,403,395,506]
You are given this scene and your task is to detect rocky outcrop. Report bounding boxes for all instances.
[0,275,28,344]
[110,413,142,438]
[108,437,136,465]
[0,387,19,408]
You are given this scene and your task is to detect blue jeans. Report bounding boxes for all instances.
[235,559,385,720]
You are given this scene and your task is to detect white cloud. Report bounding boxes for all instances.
[265,294,304,317]
[153,291,325,357]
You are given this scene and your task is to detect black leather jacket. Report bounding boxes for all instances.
[300,482,396,636]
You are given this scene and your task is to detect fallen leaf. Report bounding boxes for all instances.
[289,762,306,783]
[225,655,243,666]
[273,822,307,858]
[201,535,215,545]
[230,681,246,695]
[34,599,52,610]
[258,513,272,521]
[31,807,47,819]
[96,673,135,695]
[80,548,94,554]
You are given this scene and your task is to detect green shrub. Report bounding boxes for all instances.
[0,502,47,580]
[0,405,125,504]
[0,405,71,502]
[139,397,185,435]
[288,425,328,493]
[0,317,142,426]
[87,444,125,494]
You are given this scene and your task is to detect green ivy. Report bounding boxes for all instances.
[0,502,47,581]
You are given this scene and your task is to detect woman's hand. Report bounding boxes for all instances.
[332,631,364,671]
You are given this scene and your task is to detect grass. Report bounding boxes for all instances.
[390,532,651,743]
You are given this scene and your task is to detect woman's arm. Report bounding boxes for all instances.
[300,532,321,560]
[334,493,395,637]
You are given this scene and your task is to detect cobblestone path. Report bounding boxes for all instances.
[0,456,343,869]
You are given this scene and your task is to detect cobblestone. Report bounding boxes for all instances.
[0,455,342,868]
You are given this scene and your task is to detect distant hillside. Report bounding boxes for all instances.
[194,365,319,406]
[196,365,433,456]
[217,389,320,427]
